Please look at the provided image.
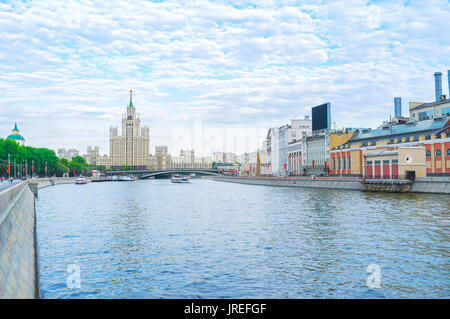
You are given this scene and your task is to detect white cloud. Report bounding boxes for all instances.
[0,0,449,155]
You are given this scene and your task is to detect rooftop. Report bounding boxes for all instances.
[409,98,450,111]
[334,117,449,149]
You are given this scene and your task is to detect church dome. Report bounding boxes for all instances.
[7,134,25,141]
[6,122,25,144]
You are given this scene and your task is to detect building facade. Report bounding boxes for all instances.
[330,117,450,178]
[83,146,99,165]
[155,146,171,170]
[58,148,79,161]
[109,90,151,169]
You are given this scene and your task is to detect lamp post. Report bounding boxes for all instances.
[45,161,47,178]
[32,160,34,178]
[8,153,10,180]
[14,159,16,179]
[25,159,28,180]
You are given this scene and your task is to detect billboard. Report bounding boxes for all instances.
[312,103,331,131]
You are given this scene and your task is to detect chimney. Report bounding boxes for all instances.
[434,72,442,102]
[394,97,402,118]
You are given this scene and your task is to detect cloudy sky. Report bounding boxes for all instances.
[0,0,449,156]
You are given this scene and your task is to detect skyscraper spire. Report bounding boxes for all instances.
[129,89,133,107]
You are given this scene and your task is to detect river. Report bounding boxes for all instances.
[35,178,450,298]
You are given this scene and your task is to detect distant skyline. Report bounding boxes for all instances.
[0,0,449,156]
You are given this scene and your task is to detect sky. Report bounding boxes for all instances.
[0,0,449,156]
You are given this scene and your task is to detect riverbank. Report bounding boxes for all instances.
[0,181,38,298]
[213,176,450,194]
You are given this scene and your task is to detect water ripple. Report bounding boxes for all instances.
[36,179,450,298]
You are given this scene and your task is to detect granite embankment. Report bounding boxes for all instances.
[214,176,450,194]
[0,181,38,298]
[0,178,77,299]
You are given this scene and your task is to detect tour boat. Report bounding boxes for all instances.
[75,176,87,185]
[171,174,190,183]
[118,175,134,181]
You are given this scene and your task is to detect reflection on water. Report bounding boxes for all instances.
[36,179,450,298]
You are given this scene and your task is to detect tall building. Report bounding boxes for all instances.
[84,146,99,165]
[155,146,171,169]
[58,148,79,161]
[109,90,151,169]
[6,122,25,146]
[180,149,195,164]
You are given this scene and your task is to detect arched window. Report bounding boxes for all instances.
[426,150,431,157]
[436,149,441,157]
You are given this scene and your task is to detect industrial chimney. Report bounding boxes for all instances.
[448,70,450,100]
[394,97,402,118]
[434,72,442,102]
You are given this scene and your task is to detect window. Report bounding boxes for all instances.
[367,161,373,165]
[426,150,431,157]
[343,156,346,169]
[348,156,351,170]
[436,149,442,157]
[392,160,398,164]
[375,160,381,164]
[338,157,341,169]
[383,160,389,164]
[333,157,335,170]
[447,149,450,156]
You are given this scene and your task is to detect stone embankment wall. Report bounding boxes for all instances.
[214,176,450,194]
[410,177,450,194]
[0,181,38,298]
[30,177,77,190]
[214,176,363,191]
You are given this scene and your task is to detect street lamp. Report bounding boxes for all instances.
[8,153,10,180]
[25,159,28,180]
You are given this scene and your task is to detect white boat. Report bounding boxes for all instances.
[118,175,134,181]
[75,176,87,184]
[171,174,190,183]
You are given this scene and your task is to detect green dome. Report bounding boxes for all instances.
[7,134,25,141]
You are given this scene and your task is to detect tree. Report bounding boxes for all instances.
[121,165,130,171]
[71,155,87,166]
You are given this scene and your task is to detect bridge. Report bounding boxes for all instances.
[106,168,223,179]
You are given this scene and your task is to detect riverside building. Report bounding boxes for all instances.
[108,90,151,169]
[330,117,450,178]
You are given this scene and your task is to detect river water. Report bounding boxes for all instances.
[35,179,450,298]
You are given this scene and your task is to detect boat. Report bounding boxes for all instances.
[171,174,190,183]
[75,176,87,184]
[118,175,135,181]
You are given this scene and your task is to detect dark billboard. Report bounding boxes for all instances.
[312,103,331,131]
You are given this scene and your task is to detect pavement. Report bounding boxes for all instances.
[0,180,23,193]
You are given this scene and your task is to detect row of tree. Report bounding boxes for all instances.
[0,138,106,178]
